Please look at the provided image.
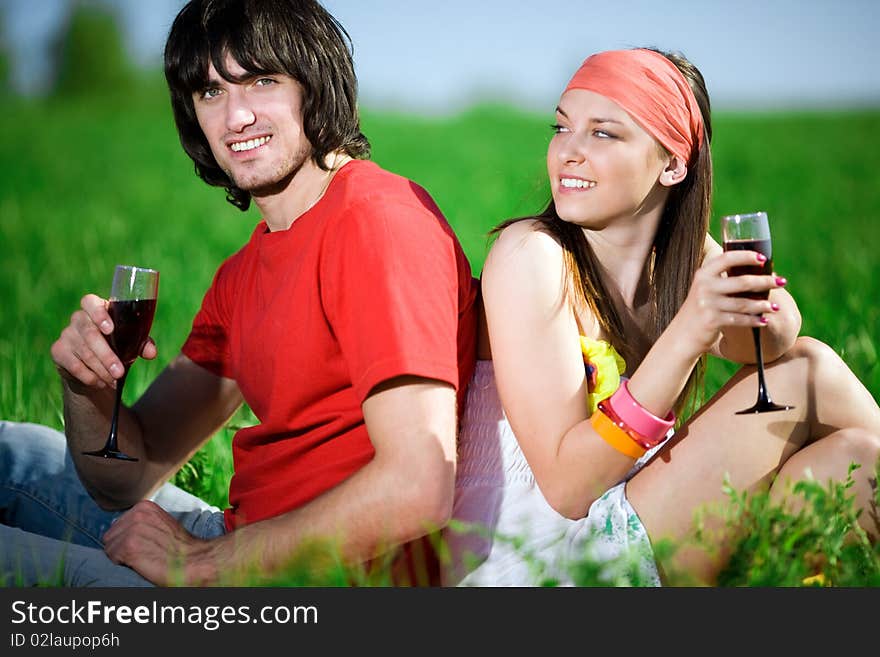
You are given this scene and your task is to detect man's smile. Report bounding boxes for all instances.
[229,135,272,153]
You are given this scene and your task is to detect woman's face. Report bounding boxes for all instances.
[548,89,670,228]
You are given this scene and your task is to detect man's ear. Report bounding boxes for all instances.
[659,155,688,186]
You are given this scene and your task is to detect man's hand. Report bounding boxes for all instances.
[51,293,157,392]
[102,501,221,586]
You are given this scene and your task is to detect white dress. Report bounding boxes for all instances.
[442,360,666,587]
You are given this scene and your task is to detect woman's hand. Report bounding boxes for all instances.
[672,250,784,360]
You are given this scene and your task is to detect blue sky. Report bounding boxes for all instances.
[3,0,878,113]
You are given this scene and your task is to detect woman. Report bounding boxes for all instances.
[442,48,880,586]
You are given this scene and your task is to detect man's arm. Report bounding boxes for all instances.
[53,294,243,509]
[102,375,457,585]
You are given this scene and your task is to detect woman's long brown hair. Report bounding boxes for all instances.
[491,49,713,419]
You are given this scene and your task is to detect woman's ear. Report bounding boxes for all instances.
[659,156,688,186]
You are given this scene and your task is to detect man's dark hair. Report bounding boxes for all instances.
[164,0,371,211]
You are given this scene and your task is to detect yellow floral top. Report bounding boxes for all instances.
[580,336,627,415]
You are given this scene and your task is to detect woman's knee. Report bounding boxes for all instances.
[783,427,880,482]
[781,335,862,393]
[835,427,880,473]
[786,335,840,364]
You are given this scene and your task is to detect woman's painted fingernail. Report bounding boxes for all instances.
[759,316,769,324]
[771,303,780,311]
[756,253,767,262]
[775,277,787,286]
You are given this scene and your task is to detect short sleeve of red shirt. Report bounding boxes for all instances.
[320,190,461,401]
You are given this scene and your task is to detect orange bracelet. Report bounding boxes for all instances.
[589,408,646,459]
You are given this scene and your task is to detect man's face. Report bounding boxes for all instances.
[193,53,312,193]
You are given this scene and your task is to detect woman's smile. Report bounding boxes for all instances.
[559,176,596,191]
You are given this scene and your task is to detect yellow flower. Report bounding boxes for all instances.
[801,573,828,587]
[580,336,627,415]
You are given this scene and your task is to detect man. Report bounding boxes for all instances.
[0,0,477,586]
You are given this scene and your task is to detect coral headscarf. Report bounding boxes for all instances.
[563,49,705,164]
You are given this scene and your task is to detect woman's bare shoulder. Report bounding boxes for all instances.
[481,219,579,339]
[485,219,564,272]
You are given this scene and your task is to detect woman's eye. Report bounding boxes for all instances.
[550,123,569,134]
[593,129,616,139]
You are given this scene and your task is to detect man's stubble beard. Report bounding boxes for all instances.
[225,143,312,197]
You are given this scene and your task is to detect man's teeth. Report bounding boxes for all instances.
[230,136,271,152]
[561,178,596,189]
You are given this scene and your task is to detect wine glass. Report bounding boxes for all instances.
[82,265,159,461]
[721,212,794,414]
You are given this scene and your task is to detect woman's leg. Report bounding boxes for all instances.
[769,427,879,540]
[626,336,880,584]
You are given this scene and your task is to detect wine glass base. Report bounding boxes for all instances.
[735,401,795,415]
[82,449,139,461]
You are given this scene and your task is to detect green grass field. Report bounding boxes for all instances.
[1,89,878,585]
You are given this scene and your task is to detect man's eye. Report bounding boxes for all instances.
[201,88,222,99]
[255,78,277,86]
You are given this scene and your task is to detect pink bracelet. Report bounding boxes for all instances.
[596,400,653,452]
[607,378,675,445]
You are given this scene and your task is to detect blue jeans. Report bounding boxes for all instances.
[0,420,225,586]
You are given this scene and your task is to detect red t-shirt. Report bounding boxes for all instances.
[182,160,477,543]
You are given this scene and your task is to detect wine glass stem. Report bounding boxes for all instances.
[751,326,771,403]
[106,371,128,451]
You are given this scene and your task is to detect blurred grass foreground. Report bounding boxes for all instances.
[0,6,879,586]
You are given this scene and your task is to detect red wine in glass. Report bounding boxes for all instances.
[721,213,793,414]
[82,265,159,461]
[108,299,158,365]
[725,238,773,293]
